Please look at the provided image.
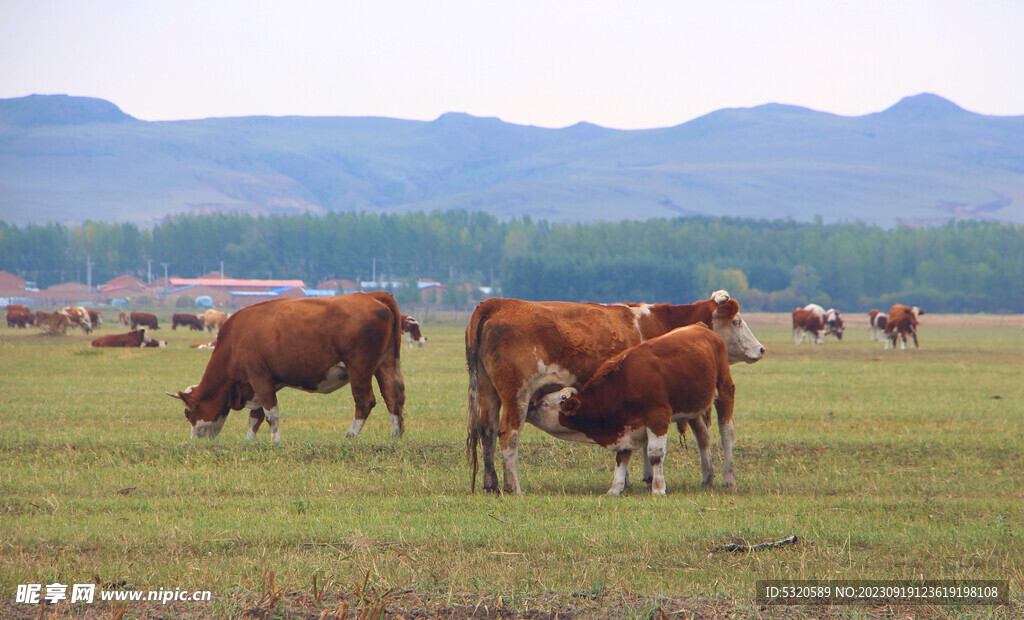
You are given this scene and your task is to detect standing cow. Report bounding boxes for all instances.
[530,323,736,496]
[60,306,94,334]
[885,304,924,350]
[6,309,35,328]
[172,313,205,331]
[401,314,427,348]
[868,309,888,341]
[465,291,764,495]
[203,309,229,336]
[130,312,159,330]
[169,292,406,441]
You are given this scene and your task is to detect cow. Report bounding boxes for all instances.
[34,311,54,327]
[868,309,888,341]
[172,313,205,331]
[143,337,168,348]
[823,307,844,340]
[530,323,736,496]
[6,309,35,328]
[130,312,159,330]
[885,304,923,350]
[401,314,427,348]
[6,303,30,313]
[792,307,825,344]
[119,311,130,327]
[190,341,216,349]
[203,309,229,336]
[465,290,764,495]
[92,328,156,348]
[168,292,406,442]
[87,309,103,330]
[60,306,94,334]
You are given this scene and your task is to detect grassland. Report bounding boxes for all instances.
[1,312,1022,618]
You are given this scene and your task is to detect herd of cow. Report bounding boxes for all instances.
[6,292,921,496]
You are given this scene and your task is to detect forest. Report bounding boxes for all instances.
[1,211,1022,312]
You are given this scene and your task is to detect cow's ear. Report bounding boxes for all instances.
[561,397,581,417]
[713,298,739,320]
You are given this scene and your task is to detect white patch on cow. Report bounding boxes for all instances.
[247,414,261,440]
[803,303,826,321]
[263,405,282,442]
[518,359,577,426]
[626,303,652,338]
[646,429,668,496]
[711,290,731,304]
[501,429,522,495]
[720,419,737,487]
[606,457,630,496]
[311,363,349,394]
[192,415,227,439]
[713,314,765,364]
[391,414,403,439]
[346,418,365,438]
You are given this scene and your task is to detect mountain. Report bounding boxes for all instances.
[1,93,1022,227]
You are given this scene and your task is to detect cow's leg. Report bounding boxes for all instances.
[910,326,919,349]
[345,371,377,438]
[646,425,669,496]
[688,415,714,487]
[642,439,653,485]
[374,362,406,439]
[468,369,503,493]
[247,408,265,439]
[497,389,528,495]
[716,380,737,487]
[606,451,632,496]
[248,379,282,442]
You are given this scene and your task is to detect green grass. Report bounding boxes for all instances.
[1,315,1022,618]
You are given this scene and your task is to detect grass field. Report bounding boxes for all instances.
[1,312,1022,619]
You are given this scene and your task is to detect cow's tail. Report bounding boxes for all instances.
[465,305,489,493]
[381,293,403,367]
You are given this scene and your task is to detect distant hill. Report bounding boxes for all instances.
[1,93,1022,227]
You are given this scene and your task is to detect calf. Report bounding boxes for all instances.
[130,312,159,330]
[401,314,427,348]
[172,313,205,331]
[868,309,888,341]
[531,323,736,496]
[92,329,154,348]
[885,304,923,350]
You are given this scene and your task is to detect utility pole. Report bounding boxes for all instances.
[86,255,94,293]
[220,260,225,279]
[146,259,153,284]
[161,263,170,293]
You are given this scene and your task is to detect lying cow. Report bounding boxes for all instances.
[172,313,205,331]
[885,304,923,350]
[401,314,427,348]
[169,292,406,441]
[130,312,159,330]
[466,290,764,495]
[868,309,888,341]
[531,323,736,496]
[92,328,165,348]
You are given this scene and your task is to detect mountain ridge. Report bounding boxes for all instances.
[1,93,1022,228]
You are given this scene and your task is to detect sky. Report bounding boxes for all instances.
[1,0,1022,130]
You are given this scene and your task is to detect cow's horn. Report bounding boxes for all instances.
[166,392,183,400]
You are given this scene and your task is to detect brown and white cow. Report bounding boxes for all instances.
[60,306,94,334]
[823,307,844,340]
[168,292,406,441]
[6,309,35,328]
[401,314,427,348]
[34,311,54,328]
[130,312,159,330]
[792,307,825,344]
[868,309,888,341]
[119,311,131,327]
[465,291,764,495]
[172,313,205,331]
[92,328,161,348]
[530,323,736,496]
[885,304,923,350]
[6,303,30,313]
[203,309,229,336]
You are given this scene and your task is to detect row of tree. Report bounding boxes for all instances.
[1,212,1022,312]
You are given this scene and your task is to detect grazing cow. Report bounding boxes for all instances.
[530,323,736,496]
[203,309,229,336]
[168,292,406,442]
[401,314,427,348]
[465,291,764,495]
[119,311,131,327]
[34,311,54,327]
[60,306,94,334]
[885,304,923,350]
[92,328,156,348]
[87,309,103,330]
[792,307,825,344]
[823,307,844,340]
[172,313,205,331]
[6,309,35,328]
[130,312,159,330]
[868,309,888,341]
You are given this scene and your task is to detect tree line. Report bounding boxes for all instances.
[1,212,1022,312]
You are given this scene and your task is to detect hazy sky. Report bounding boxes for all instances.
[2,1,1021,129]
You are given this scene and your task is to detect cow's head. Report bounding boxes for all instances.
[712,298,765,363]
[167,385,228,439]
[826,310,845,340]
[531,386,580,420]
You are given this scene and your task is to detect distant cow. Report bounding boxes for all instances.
[60,306,94,334]
[885,304,923,350]
[92,328,158,348]
[203,309,229,336]
[130,312,159,330]
[6,309,35,328]
[792,307,825,344]
[169,293,406,442]
[466,291,764,495]
[6,303,30,313]
[119,311,130,327]
[173,313,205,331]
[190,341,217,349]
[401,314,427,348]
[87,309,103,330]
[530,323,737,496]
[868,309,888,341]
[34,311,55,330]
[823,307,844,340]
